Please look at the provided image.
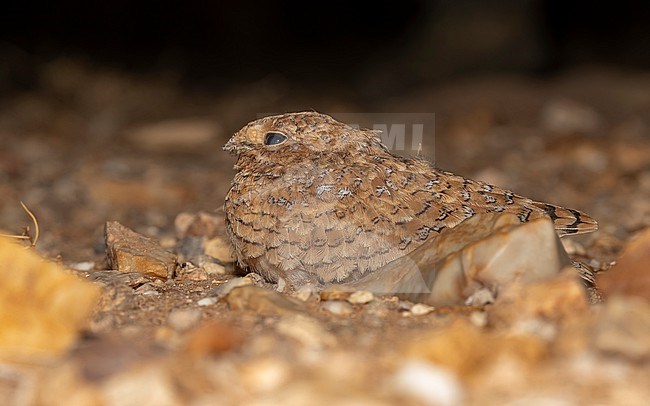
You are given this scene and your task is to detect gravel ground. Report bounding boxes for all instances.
[1,61,649,405]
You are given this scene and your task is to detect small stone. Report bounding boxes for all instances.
[197,297,217,307]
[392,361,463,406]
[594,296,650,361]
[276,314,336,349]
[561,239,587,256]
[174,212,197,238]
[239,357,291,394]
[184,321,241,356]
[211,276,254,297]
[320,300,354,316]
[410,303,435,316]
[598,228,650,300]
[183,267,208,281]
[225,285,306,316]
[134,283,161,296]
[105,221,177,279]
[407,318,548,377]
[464,287,496,306]
[320,289,350,302]
[201,262,226,275]
[347,290,374,305]
[102,362,181,406]
[276,277,286,293]
[167,308,202,332]
[203,237,235,263]
[292,284,318,302]
[491,271,589,326]
[174,211,223,239]
[469,311,488,327]
[0,238,101,359]
[68,261,95,271]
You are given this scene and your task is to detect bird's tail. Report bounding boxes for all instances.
[530,201,598,236]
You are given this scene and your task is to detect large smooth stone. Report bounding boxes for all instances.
[335,213,570,306]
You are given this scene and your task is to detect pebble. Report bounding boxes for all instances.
[347,290,374,305]
[321,300,354,316]
[134,283,161,296]
[68,261,95,271]
[211,276,254,297]
[491,271,589,325]
[203,237,235,263]
[201,262,226,275]
[469,311,488,327]
[174,211,222,239]
[103,362,181,406]
[240,357,291,393]
[0,237,101,359]
[594,296,650,361]
[292,284,319,302]
[276,315,336,349]
[197,297,217,307]
[225,285,306,316]
[105,221,177,279]
[392,361,463,406]
[275,277,286,293]
[167,308,202,332]
[598,228,650,300]
[410,303,435,316]
[183,321,241,356]
[320,289,350,302]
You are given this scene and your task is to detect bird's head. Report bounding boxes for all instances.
[224,112,385,164]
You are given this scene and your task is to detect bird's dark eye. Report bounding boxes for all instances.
[264,132,287,146]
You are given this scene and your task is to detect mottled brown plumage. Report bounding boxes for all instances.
[224,112,597,286]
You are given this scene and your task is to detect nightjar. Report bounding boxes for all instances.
[224,112,597,286]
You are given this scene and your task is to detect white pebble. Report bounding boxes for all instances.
[410,303,435,316]
[197,297,218,306]
[69,261,95,271]
[347,290,374,304]
[469,311,488,327]
[393,361,463,406]
[321,300,354,316]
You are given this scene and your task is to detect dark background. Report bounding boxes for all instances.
[2,1,650,98]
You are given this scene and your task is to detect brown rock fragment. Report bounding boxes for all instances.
[184,322,242,356]
[490,271,589,326]
[407,318,547,378]
[105,221,177,279]
[598,228,650,300]
[0,238,101,360]
[224,285,306,316]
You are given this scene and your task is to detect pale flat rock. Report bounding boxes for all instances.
[0,238,101,360]
[276,315,337,349]
[225,285,307,316]
[105,221,177,279]
[337,213,570,306]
